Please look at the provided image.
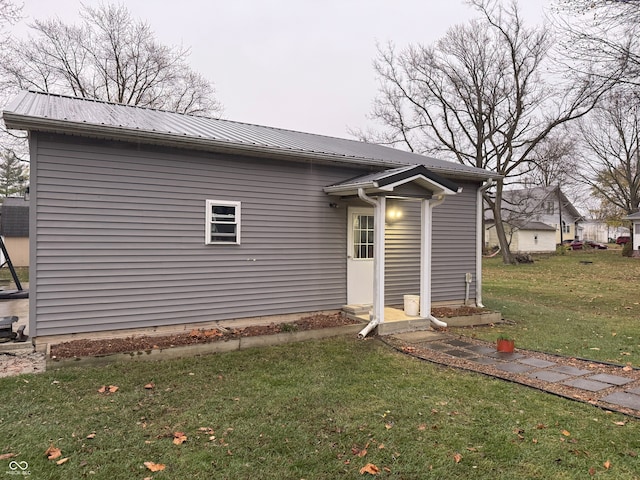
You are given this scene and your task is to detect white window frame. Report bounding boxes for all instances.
[205,200,241,245]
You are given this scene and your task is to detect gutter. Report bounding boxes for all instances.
[476,178,495,308]
[357,188,383,339]
[420,195,448,329]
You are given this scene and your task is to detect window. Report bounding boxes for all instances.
[635,224,640,235]
[562,220,570,234]
[206,200,240,244]
[353,214,374,259]
[545,201,554,214]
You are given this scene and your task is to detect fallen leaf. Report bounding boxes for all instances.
[385,423,393,430]
[589,466,596,475]
[0,453,16,460]
[383,466,391,473]
[359,463,380,475]
[45,445,62,460]
[97,385,119,394]
[418,423,427,431]
[144,383,154,389]
[86,433,96,439]
[614,421,626,426]
[562,430,571,437]
[172,432,187,445]
[623,365,633,372]
[144,461,166,472]
[453,453,463,463]
[604,460,611,470]
[56,457,69,465]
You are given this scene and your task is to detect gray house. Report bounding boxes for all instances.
[2,91,493,348]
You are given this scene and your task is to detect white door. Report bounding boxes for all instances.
[347,207,375,305]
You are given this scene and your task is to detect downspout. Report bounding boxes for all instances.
[357,188,385,339]
[476,178,495,308]
[421,195,448,329]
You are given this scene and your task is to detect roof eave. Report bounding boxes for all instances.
[3,112,496,180]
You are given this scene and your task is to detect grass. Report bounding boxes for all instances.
[454,249,640,365]
[2,252,640,478]
[1,338,640,479]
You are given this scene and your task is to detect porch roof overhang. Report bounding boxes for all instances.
[323,165,461,197]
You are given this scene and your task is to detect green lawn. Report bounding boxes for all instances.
[1,252,640,479]
[456,250,640,365]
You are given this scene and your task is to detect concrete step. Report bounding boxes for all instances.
[376,318,432,335]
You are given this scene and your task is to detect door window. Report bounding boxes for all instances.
[353,214,374,259]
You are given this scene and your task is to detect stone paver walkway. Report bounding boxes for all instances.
[385,330,640,418]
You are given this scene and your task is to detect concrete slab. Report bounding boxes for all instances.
[626,386,640,395]
[601,392,640,411]
[518,357,557,368]
[422,342,452,351]
[550,365,592,376]
[494,362,536,374]
[469,357,499,365]
[443,339,474,348]
[587,373,633,386]
[443,349,476,359]
[562,378,611,392]
[527,370,572,383]
[486,351,525,360]
[467,345,496,355]
[392,330,445,343]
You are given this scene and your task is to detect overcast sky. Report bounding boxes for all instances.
[15,0,550,139]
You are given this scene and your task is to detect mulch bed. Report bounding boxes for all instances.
[50,313,360,359]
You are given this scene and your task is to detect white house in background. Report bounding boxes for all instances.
[624,212,640,251]
[485,186,583,253]
[581,219,629,244]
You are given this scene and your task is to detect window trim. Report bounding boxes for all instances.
[205,199,241,245]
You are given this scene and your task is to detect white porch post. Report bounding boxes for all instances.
[419,198,431,317]
[420,195,444,318]
[373,196,386,324]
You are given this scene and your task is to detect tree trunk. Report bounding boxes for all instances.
[493,180,516,264]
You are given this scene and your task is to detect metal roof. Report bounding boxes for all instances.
[324,164,461,196]
[2,91,493,180]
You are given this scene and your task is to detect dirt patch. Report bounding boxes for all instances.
[50,313,360,359]
[431,306,488,317]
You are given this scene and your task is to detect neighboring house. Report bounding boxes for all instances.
[2,91,493,348]
[0,196,29,267]
[581,219,628,244]
[485,186,582,253]
[624,212,640,251]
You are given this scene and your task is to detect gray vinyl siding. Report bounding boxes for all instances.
[385,182,479,305]
[432,182,479,302]
[31,133,366,337]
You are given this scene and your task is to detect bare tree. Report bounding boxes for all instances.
[576,88,640,217]
[0,3,222,116]
[363,0,606,264]
[553,0,640,87]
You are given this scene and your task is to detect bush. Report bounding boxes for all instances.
[621,241,633,257]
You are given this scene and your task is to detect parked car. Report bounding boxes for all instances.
[568,239,608,250]
[616,236,631,245]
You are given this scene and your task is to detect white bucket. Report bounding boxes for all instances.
[403,295,420,316]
